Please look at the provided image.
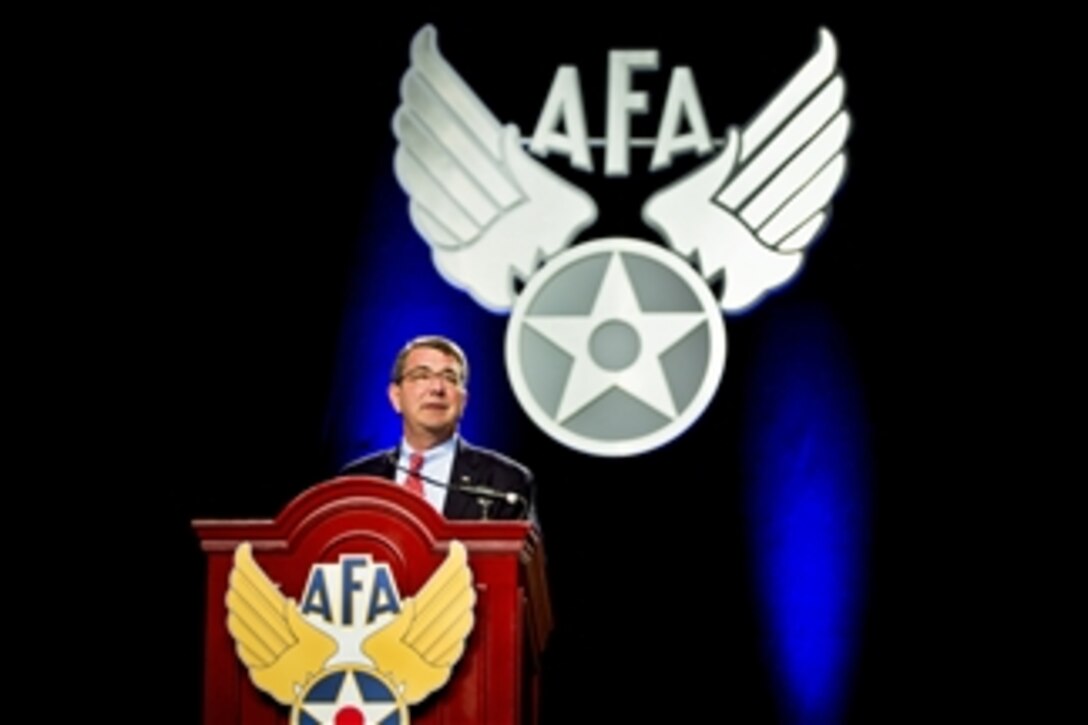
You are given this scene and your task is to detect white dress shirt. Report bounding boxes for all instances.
[395,435,457,514]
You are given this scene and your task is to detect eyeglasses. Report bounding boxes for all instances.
[401,366,464,386]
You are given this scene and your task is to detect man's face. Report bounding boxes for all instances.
[389,345,468,444]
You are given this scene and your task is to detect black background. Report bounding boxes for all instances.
[72,6,1069,722]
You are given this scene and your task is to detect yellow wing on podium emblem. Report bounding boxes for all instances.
[225,542,337,705]
[362,540,476,704]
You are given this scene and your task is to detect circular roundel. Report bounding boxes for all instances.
[291,665,408,725]
[505,237,727,456]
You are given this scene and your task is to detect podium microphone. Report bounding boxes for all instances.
[384,453,528,517]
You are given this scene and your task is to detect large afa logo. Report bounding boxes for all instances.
[390,24,850,456]
[226,541,474,724]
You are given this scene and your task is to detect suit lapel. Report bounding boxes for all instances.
[443,439,477,520]
[381,447,398,480]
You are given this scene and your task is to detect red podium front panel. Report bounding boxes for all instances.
[193,476,552,725]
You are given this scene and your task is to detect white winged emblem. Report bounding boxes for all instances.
[389,25,851,456]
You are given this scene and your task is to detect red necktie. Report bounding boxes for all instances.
[405,452,425,497]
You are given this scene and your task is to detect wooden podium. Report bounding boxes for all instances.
[192,476,553,724]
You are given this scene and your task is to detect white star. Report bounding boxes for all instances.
[524,249,705,422]
[299,668,401,724]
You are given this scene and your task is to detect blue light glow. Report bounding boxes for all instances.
[744,300,870,723]
[324,177,513,469]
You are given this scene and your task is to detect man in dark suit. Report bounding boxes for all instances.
[340,334,534,521]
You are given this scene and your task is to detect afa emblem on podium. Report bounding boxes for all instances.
[225,541,475,724]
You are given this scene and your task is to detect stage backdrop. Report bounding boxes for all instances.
[142,6,1011,723]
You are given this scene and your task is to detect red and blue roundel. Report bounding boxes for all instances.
[293,666,407,725]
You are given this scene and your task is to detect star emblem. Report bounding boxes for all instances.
[505,238,727,456]
[297,668,403,725]
[524,249,705,422]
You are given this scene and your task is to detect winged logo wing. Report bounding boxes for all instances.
[225,542,338,705]
[361,540,476,705]
[393,24,598,312]
[642,28,850,313]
